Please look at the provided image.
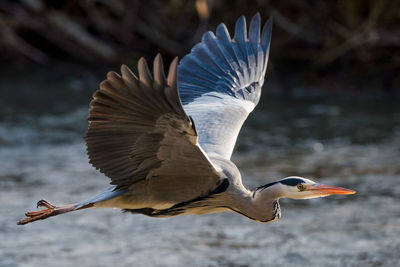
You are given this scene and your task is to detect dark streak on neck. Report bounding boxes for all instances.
[255,181,279,193]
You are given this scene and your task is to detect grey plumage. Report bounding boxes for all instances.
[85,55,222,206]
[18,14,355,226]
[83,13,274,216]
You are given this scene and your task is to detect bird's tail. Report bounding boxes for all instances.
[18,186,126,225]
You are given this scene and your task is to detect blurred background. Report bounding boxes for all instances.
[1,0,400,96]
[1,1,399,267]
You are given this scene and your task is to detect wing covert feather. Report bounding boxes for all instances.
[85,55,221,200]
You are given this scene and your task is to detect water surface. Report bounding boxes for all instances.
[1,72,399,267]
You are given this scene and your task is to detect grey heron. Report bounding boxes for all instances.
[18,14,355,225]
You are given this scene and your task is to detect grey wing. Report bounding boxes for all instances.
[178,14,272,159]
[85,55,221,204]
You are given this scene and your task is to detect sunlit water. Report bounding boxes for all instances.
[0,73,399,266]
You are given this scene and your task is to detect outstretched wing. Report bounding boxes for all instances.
[85,55,221,203]
[178,14,272,159]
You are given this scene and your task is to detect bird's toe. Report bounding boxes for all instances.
[36,199,56,209]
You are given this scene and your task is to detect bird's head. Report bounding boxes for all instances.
[256,176,356,200]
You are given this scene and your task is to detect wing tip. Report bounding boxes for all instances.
[153,53,166,87]
[106,70,121,82]
[120,64,139,88]
[138,57,150,73]
[120,64,132,76]
[167,56,179,88]
[216,23,230,40]
[138,57,154,86]
[234,14,271,44]
[153,53,163,69]
[261,17,273,48]
[201,30,216,42]
[266,16,273,30]
[154,53,162,61]
[177,14,272,107]
[234,15,247,42]
[98,80,108,91]
[249,13,261,44]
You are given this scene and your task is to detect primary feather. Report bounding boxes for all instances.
[85,55,221,205]
[178,13,272,159]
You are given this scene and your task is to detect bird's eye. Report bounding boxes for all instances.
[297,184,306,191]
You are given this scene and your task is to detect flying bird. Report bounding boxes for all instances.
[18,14,355,225]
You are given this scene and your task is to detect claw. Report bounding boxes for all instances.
[18,200,76,225]
[37,199,56,209]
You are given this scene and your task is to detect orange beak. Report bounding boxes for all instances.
[307,184,356,195]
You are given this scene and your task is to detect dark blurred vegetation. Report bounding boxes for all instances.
[0,0,399,97]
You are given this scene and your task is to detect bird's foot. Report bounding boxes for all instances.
[18,200,75,225]
[36,199,56,209]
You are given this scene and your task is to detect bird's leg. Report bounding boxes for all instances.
[18,199,76,225]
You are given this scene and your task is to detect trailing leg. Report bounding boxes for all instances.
[18,199,79,225]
